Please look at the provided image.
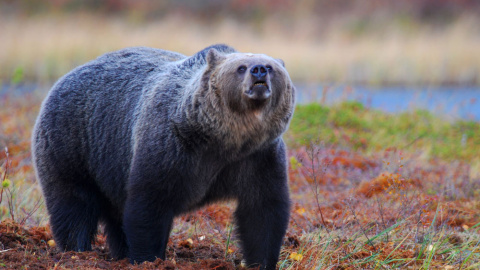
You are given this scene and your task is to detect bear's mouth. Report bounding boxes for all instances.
[253,81,268,87]
[244,80,271,102]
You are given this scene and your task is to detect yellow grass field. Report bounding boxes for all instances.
[1,13,480,85]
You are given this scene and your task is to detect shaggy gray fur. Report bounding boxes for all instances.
[32,44,295,270]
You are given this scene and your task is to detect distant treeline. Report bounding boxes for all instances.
[2,0,480,23]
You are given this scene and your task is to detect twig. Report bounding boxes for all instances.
[345,198,377,252]
[306,141,332,235]
[414,203,426,244]
[6,187,15,221]
[0,147,10,204]
[375,195,389,242]
[20,198,43,226]
[404,134,425,148]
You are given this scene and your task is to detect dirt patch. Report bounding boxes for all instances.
[0,219,241,270]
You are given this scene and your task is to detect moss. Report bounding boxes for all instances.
[287,102,480,161]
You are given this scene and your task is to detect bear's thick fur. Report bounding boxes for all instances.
[32,44,295,269]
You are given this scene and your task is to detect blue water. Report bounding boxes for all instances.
[2,83,480,122]
[296,84,480,122]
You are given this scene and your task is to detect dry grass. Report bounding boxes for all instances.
[1,91,480,268]
[280,144,480,269]
[2,13,480,85]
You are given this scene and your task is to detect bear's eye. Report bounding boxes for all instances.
[237,65,247,73]
[266,65,273,72]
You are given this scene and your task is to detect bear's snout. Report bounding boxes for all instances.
[244,65,272,102]
[250,64,268,80]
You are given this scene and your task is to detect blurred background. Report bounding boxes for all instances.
[1,0,480,118]
[1,2,480,267]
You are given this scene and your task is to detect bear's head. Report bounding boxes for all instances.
[204,48,295,116]
[195,48,295,151]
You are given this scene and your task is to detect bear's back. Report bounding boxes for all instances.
[33,45,237,205]
[33,47,187,200]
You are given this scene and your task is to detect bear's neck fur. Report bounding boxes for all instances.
[171,45,295,160]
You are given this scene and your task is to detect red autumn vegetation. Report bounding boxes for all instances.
[1,95,480,269]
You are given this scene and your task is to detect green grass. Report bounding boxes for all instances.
[286,101,480,161]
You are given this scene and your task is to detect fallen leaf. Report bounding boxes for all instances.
[179,238,194,249]
[47,240,56,248]
[289,252,303,261]
[295,208,306,215]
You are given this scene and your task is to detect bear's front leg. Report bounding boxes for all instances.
[235,192,290,269]
[123,183,175,264]
[123,158,185,264]
[234,140,291,270]
[123,195,174,263]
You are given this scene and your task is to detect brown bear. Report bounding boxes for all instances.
[32,44,296,269]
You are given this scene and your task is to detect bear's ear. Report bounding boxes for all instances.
[206,48,226,68]
[276,58,285,67]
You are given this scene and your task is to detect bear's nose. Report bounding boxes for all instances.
[250,65,268,79]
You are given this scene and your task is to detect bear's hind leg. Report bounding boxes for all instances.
[103,214,128,259]
[46,184,101,252]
